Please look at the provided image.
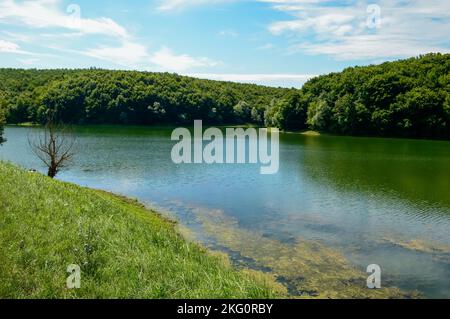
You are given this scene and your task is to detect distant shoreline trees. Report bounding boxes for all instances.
[1,53,449,140]
[0,69,289,127]
[0,107,6,145]
[294,53,450,139]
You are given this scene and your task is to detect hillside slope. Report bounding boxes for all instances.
[0,162,280,298]
[1,53,449,139]
[0,69,290,126]
[267,53,450,139]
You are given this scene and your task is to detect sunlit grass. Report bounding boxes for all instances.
[0,161,279,299]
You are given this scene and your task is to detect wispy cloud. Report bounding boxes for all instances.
[0,39,33,55]
[83,42,220,72]
[0,39,20,52]
[1,0,448,83]
[187,73,315,87]
[156,0,450,60]
[264,0,450,60]
[84,41,149,67]
[157,0,234,11]
[150,47,220,72]
[18,57,39,65]
[0,0,221,73]
[0,0,128,38]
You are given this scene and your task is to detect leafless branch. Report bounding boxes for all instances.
[28,121,77,178]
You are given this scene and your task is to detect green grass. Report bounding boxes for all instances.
[0,161,280,299]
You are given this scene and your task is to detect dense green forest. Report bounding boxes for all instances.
[0,107,5,145]
[0,68,291,126]
[290,53,450,139]
[0,53,449,139]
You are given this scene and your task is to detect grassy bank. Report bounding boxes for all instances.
[0,162,280,299]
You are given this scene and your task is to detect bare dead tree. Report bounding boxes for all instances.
[28,122,76,178]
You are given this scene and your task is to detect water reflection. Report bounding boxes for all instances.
[1,126,450,298]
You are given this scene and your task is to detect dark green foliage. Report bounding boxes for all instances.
[301,53,450,139]
[0,69,289,126]
[0,108,5,145]
[265,90,308,130]
[0,162,281,298]
[0,92,5,145]
[1,53,449,139]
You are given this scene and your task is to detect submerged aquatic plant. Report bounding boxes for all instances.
[191,207,419,299]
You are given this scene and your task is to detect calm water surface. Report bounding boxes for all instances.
[1,126,450,298]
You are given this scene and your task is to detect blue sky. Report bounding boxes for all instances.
[0,0,449,87]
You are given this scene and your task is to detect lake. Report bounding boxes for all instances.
[1,125,450,298]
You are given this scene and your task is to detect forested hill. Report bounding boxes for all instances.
[0,69,291,126]
[0,53,449,139]
[295,53,449,139]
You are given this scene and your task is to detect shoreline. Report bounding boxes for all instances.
[0,161,420,299]
[0,161,282,299]
[7,123,450,143]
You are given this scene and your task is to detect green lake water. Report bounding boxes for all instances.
[1,125,450,298]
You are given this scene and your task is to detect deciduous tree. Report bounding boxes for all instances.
[28,122,76,178]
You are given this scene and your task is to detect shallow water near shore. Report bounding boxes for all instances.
[1,125,450,298]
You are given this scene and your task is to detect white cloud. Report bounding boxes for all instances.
[0,0,221,73]
[0,39,33,54]
[157,0,234,11]
[156,0,450,60]
[2,31,34,43]
[84,41,149,67]
[264,0,450,60]
[186,73,316,87]
[0,0,128,38]
[149,47,220,72]
[18,57,39,65]
[269,13,355,37]
[0,39,20,52]
[83,42,220,72]
[294,35,448,60]
[0,37,65,59]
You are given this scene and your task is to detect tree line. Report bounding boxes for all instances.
[0,53,449,140]
[0,107,5,145]
[270,53,449,139]
[0,68,290,126]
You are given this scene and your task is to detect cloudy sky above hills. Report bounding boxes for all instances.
[0,0,449,87]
